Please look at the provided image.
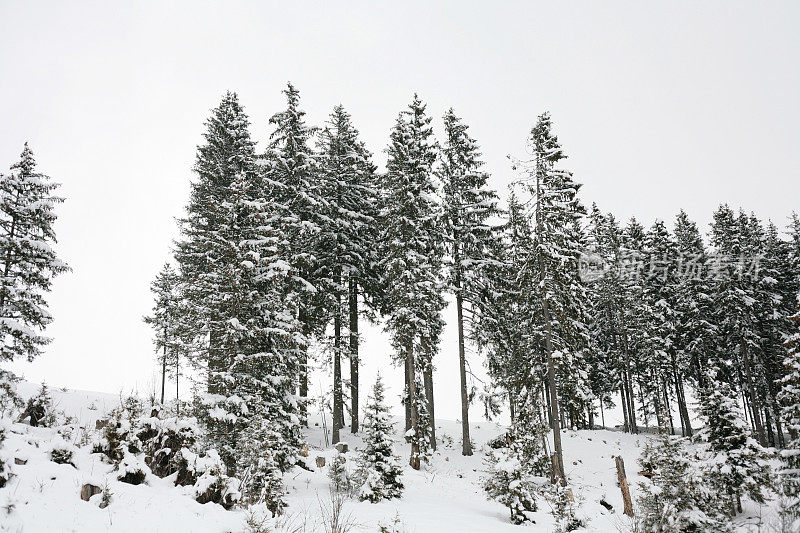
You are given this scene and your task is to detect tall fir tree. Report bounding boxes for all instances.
[264,82,324,426]
[438,108,499,456]
[520,112,588,481]
[175,92,304,473]
[317,105,379,441]
[0,144,69,399]
[378,94,444,469]
[778,292,800,520]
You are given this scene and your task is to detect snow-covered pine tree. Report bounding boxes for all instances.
[518,112,588,480]
[358,374,403,503]
[474,190,539,422]
[484,391,549,525]
[672,210,713,435]
[144,262,183,405]
[237,411,287,516]
[316,104,379,441]
[640,220,679,433]
[709,206,767,444]
[264,82,323,425]
[778,292,800,519]
[0,144,69,399]
[438,108,499,456]
[175,92,304,474]
[697,367,772,515]
[378,94,444,469]
[637,434,731,532]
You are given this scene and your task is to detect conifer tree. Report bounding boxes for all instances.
[438,108,499,456]
[0,144,69,393]
[697,368,772,515]
[778,292,800,519]
[317,105,378,440]
[175,92,304,474]
[484,392,549,525]
[144,262,183,405]
[358,375,403,502]
[637,434,731,532]
[265,82,323,425]
[378,94,444,469]
[519,112,587,480]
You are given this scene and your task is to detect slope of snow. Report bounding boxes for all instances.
[0,384,781,532]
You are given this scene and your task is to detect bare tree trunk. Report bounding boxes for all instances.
[333,285,343,444]
[161,343,167,405]
[616,456,634,517]
[543,296,564,481]
[407,340,421,470]
[455,284,472,455]
[348,277,359,433]
[404,355,412,433]
[741,339,766,445]
[423,360,436,452]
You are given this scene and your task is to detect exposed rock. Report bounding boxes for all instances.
[81,483,102,501]
[334,442,348,454]
[14,458,27,465]
[315,456,326,468]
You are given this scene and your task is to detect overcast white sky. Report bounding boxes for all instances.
[1,1,798,421]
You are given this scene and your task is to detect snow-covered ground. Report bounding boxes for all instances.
[0,384,780,532]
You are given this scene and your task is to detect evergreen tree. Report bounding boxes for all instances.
[484,392,549,525]
[265,82,323,425]
[175,92,304,474]
[144,262,183,405]
[438,108,499,456]
[358,374,403,503]
[378,94,444,469]
[778,292,800,519]
[519,112,587,480]
[696,368,772,515]
[317,104,378,441]
[0,144,69,394]
[637,434,731,532]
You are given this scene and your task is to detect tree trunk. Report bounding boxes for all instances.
[740,339,766,445]
[348,277,359,433]
[615,456,634,517]
[455,285,472,456]
[161,343,167,405]
[407,340,421,470]
[543,296,565,481]
[423,361,436,452]
[333,287,343,444]
[405,355,412,433]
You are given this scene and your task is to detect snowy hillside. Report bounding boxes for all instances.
[0,384,782,532]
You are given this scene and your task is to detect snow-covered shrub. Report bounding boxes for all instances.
[92,395,149,464]
[484,398,550,525]
[175,448,240,509]
[237,412,287,515]
[357,376,403,503]
[378,513,407,533]
[484,446,540,524]
[696,370,773,515]
[546,484,584,532]
[142,415,200,478]
[48,440,76,466]
[636,434,731,532]
[114,451,150,485]
[19,383,57,427]
[328,451,351,494]
[243,503,277,533]
[0,370,22,418]
[0,419,12,488]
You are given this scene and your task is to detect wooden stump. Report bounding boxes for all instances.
[615,456,634,517]
[315,456,326,468]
